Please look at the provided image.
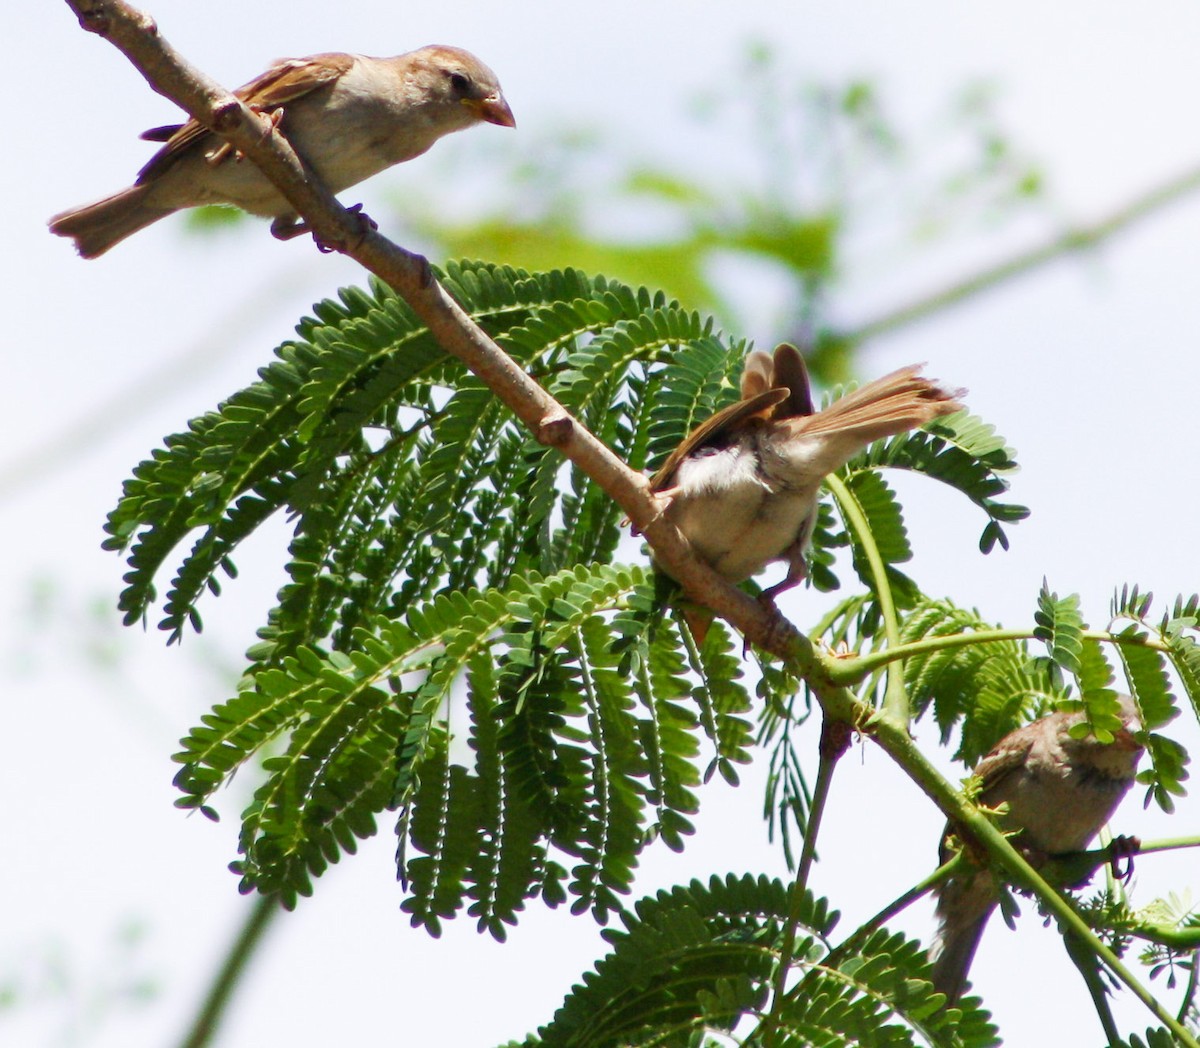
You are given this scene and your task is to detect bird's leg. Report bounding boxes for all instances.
[344,202,379,234]
[204,141,238,166]
[1107,835,1142,883]
[271,204,377,251]
[270,215,310,241]
[312,203,378,253]
[757,549,808,607]
[260,106,287,137]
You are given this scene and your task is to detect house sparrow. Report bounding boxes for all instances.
[930,698,1144,1002]
[648,343,963,632]
[49,45,515,258]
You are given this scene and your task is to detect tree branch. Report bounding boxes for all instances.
[59,7,1197,1043]
[60,0,812,665]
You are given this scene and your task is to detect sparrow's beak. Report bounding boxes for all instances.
[465,93,516,128]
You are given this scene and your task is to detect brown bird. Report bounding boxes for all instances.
[930,698,1144,1002]
[648,343,963,634]
[49,45,515,258]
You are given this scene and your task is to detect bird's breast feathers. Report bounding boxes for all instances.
[665,439,818,581]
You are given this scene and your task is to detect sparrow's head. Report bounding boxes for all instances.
[410,45,516,129]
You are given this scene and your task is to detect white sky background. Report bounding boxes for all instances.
[5,1,1200,1045]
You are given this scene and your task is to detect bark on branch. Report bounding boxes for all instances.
[59,12,1198,1046]
[59,0,815,665]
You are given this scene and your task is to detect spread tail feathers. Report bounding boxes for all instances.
[48,185,174,258]
[785,364,964,447]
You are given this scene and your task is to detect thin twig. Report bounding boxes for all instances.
[56,6,1200,1044]
[848,164,1200,344]
[761,718,851,1047]
[177,894,280,1048]
[59,0,814,665]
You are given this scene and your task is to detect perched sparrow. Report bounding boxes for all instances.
[49,45,515,258]
[930,698,1144,1002]
[648,343,963,632]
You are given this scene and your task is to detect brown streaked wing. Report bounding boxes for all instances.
[972,724,1039,797]
[649,388,789,491]
[136,53,354,181]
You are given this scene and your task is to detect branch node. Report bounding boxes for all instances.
[210,98,244,134]
[819,718,853,762]
[78,5,112,34]
[764,613,799,659]
[537,413,574,447]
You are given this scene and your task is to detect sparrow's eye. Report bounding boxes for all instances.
[447,71,471,95]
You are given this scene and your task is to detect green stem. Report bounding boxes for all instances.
[1133,924,1200,950]
[770,861,961,1021]
[1061,834,1200,870]
[823,473,907,727]
[177,893,281,1048]
[762,717,850,1048]
[855,856,960,944]
[1137,835,1200,855]
[823,626,1171,686]
[859,712,1200,1048]
[1063,930,1124,1048]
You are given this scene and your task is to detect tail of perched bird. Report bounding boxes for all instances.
[930,882,994,1003]
[779,363,964,455]
[648,346,965,643]
[48,185,175,259]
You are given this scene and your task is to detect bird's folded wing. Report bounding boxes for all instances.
[649,388,788,491]
[136,53,354,181]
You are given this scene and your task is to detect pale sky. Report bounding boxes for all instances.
[6,2,1200,1045]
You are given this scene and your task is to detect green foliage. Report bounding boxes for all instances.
[1104,586,1198,813]
[106,258,1197,1043]
[105,262,745,649]
[186,563,757,920]
[910,611,1045,765]
[857,410,1028,555]
[1133,890,1200,1016]
[1126,1029,1190,1048]
[1034,579,1084,677]
[759,671,816,870]
[116,261,781,916]
[518,875,998,1047]
[406,49,1047,380]
[112,259,1031,917]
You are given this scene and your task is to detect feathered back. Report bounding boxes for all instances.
[650,343,812,491]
